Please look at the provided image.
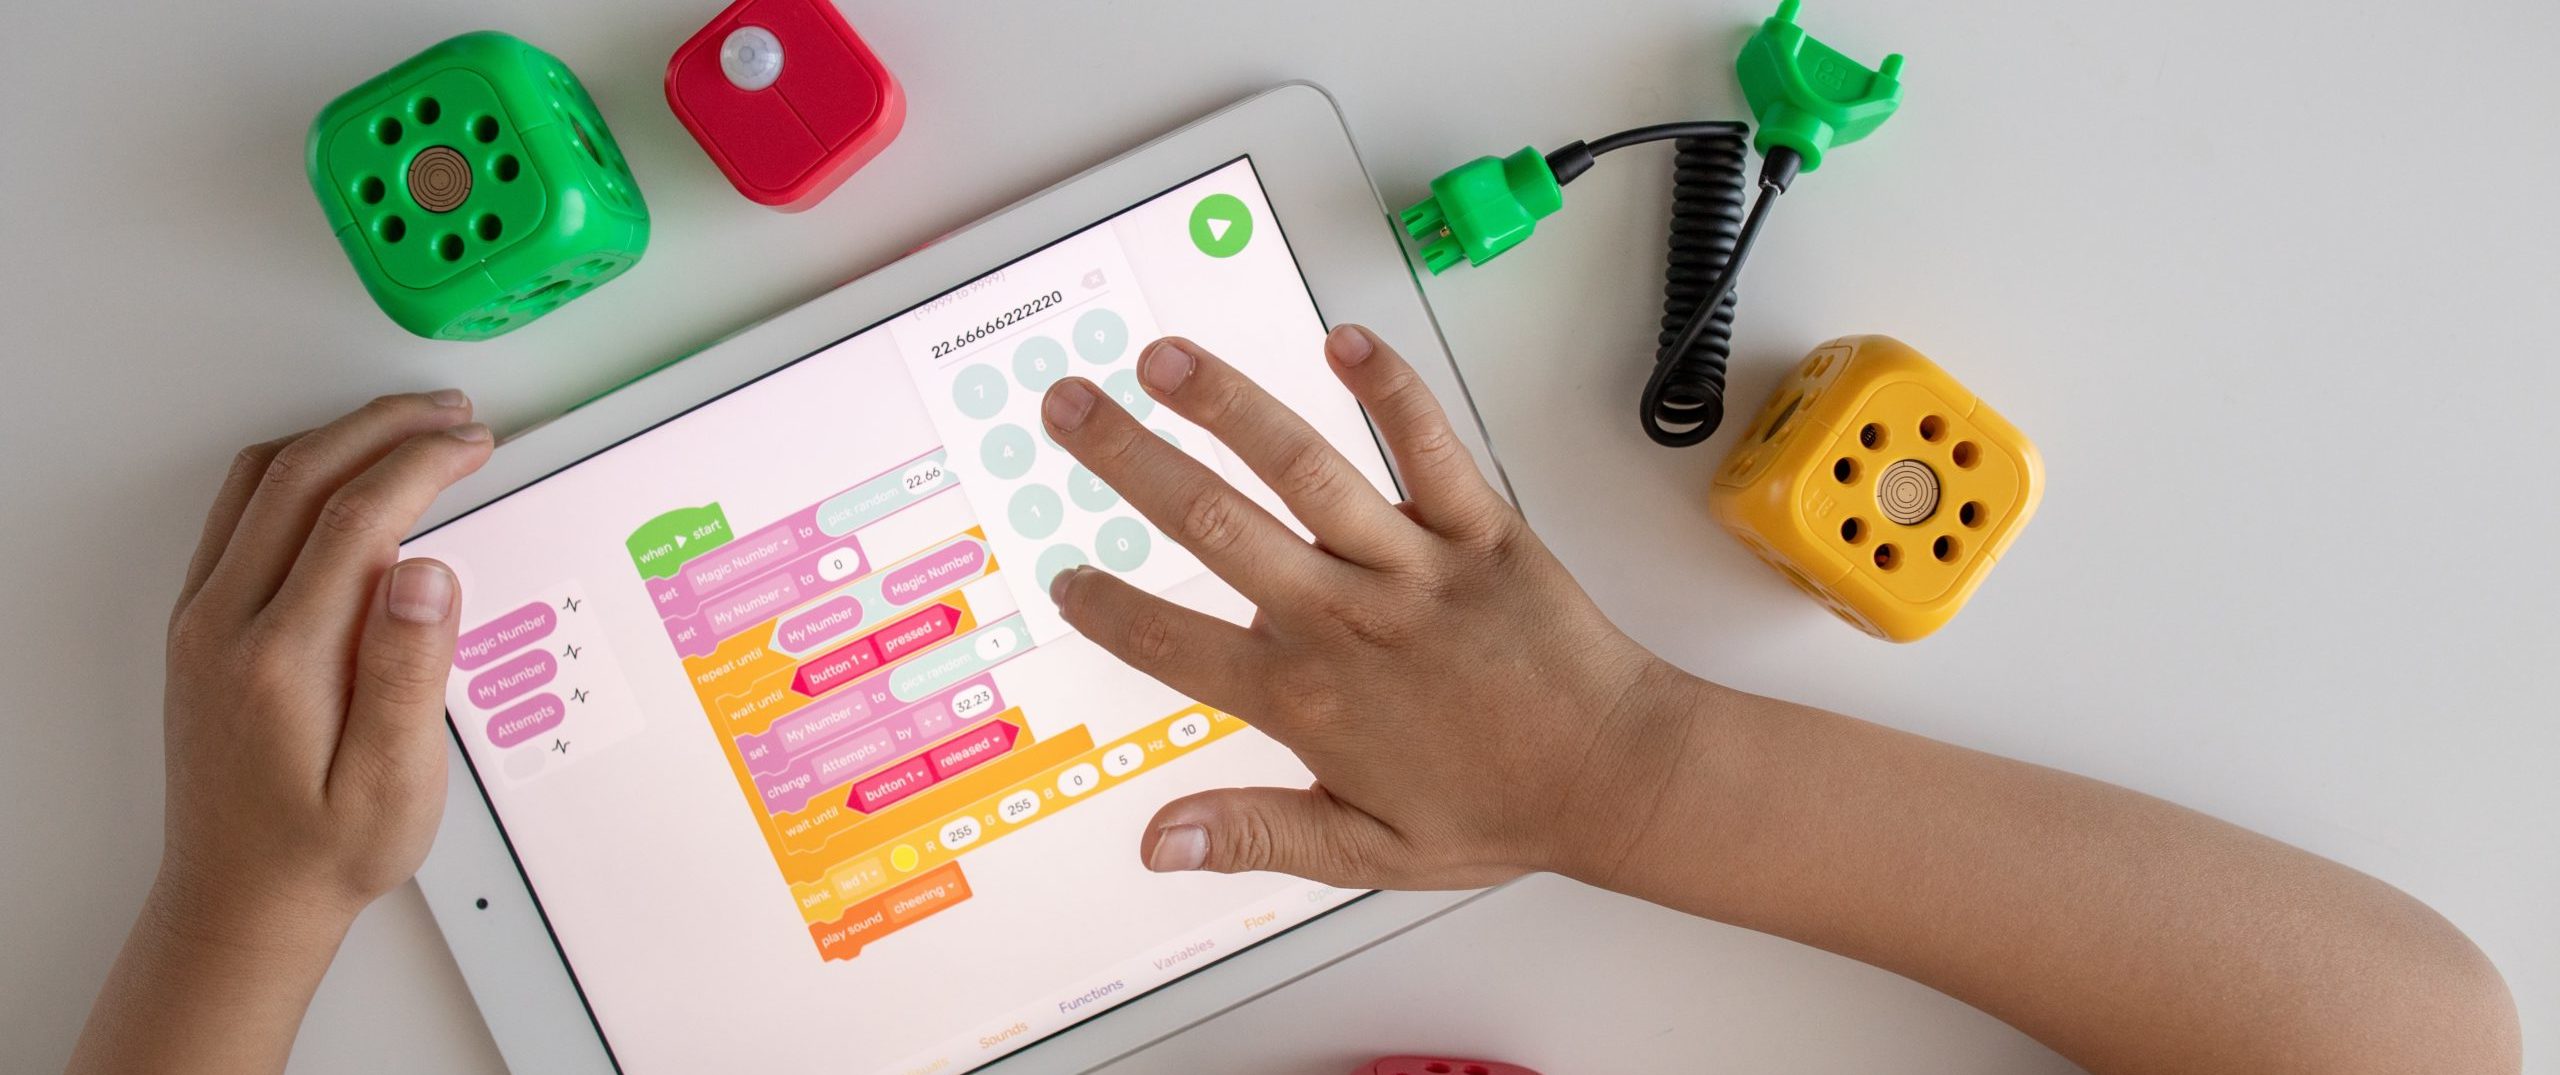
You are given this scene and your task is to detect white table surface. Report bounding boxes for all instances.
[5,0,2554,1071]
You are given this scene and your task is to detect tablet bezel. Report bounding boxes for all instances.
[411,83,1511,1074]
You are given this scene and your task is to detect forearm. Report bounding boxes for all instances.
[68,870,353,1075]
[1570,677,2519,1075]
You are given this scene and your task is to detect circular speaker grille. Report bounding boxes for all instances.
[1876,459,1941,525]
[407,146,472,213]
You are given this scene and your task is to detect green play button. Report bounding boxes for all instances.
[1187,193,1253,258]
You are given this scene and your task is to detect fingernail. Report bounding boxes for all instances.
[386,560,456,624]
[1149,824,1208,872]
[1140,339,1196,393]
[1326,324,1375,367]
[1045,379,1097,432]
[1048,565,1079,606]
[446,422,493,443]
[428,388,470,408]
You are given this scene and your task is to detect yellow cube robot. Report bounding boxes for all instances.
[1709,336,2042,641]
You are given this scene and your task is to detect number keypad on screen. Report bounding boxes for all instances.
[892,227,1230,643]
[944,309,1160,582]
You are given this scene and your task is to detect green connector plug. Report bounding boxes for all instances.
[1398,147,1563,274]
[1735,0,1904,172]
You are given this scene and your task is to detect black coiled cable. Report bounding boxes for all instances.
[1548,125,1801,446]
[1651,129,1750,445]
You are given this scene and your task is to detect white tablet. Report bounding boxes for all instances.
[403,83,1508,1075]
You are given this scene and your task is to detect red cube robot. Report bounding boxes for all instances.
[1351,1058,1541,1075]
[665,0,905,211]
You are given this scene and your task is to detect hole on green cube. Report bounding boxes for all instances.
[374,116,403,145]
[356,176,385,205]
[377,215,406,243]
[494,154,520,182]
[474,214,503,242]
[470,114,499,144]
[569,117,602,165]
[435,233,464,262]
[526,279,570,302]
[413,96,441,124]
[576,257,613,277]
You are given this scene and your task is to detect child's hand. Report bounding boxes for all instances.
[71,392,492,1074]
[158,392,492,923]
[1041,327,1707,890]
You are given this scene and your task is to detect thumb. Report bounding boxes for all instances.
[335,558,462,800]
[1140,786,1400,887]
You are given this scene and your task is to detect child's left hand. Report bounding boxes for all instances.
[72,391,492,1075]
[158,391,493,924]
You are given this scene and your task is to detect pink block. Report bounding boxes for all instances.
[880,538,987,607]
[849,755,936,814]
[926,720,1019,781]
[682,522,801,597]
[662,573,804,658]
[777,594,865,652]
[793,637,882,697]
[465,647,557,712]
[455,601,555,671]
[485,692,565,749]
[873,603,960,663]
[739,691,874,775]
[735,672,1000,778]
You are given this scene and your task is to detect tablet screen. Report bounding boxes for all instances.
[404,158,1382,1074]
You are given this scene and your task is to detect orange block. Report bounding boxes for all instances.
[683,631,794,705]
[883,861,971,925]
[807,861,971,962]
[779,720,1091,867]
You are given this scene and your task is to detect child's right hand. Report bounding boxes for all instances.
[1042,327,1713,890]
[1048,326,2519,1075]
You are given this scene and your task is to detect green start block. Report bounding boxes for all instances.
[306,32,649,341]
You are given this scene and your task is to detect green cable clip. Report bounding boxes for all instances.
[1398,147,1562,274]
[1398,0,1901,274]
[1735,0,1903,172]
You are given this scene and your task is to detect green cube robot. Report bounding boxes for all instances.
[306,32,649,341]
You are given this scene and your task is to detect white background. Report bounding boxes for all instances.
[2,1,2554,1072]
